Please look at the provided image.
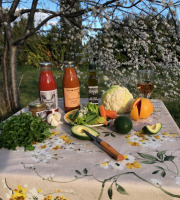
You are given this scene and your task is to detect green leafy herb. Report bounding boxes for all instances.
[0,112,52,151]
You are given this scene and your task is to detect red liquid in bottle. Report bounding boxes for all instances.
[39,63,58,115]
[62,61,80,112]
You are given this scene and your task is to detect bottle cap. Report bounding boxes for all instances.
[40,63,52,71]
[40,63,52,67]
[89,63,96,70]
[64,61,75,68]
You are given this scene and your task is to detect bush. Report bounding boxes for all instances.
[164,100,180,128]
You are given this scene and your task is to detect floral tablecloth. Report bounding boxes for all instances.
[0,99,180,200]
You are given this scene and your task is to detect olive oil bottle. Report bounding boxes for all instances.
[88,62,98,104]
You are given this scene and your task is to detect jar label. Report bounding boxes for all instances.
[36,110,47,121]
[64,87,80,107]
[88,86,98,104]
[40,89,58,111]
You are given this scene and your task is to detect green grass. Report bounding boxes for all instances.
[0,65,180,128]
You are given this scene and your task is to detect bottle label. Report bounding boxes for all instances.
[64,87,80,107]
[36,110,47,121]
[88,86,98,104]
[40,89,58,111]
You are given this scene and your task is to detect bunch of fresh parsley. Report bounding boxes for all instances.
[0,112,52,151]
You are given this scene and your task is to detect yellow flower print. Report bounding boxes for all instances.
[134,131,144,136]
[60,135,73,144]
[154,135,160,140]
[171,133,178,137]
[123,155,128,160]
[41,144,47,149]
[162,132,169,136]
[126,161,141,169]
[162,132,178,137]
[134,132,147,140]
[132,161,141,169]
[44,195,53,200]
[51,131,60,137]
[52,145,60,150]
[54,197,66,200]
[37,188,42,193]
[128,141,141,146]
[101,161,110,166]
[139,138,145,142]
[126,163,133,169]
[126,135,130,140]
[10,185,28,199]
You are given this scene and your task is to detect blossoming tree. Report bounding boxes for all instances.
[0,0,179,116]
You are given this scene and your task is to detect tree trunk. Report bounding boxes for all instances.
[2,33,12,111]
[9,45,21,112]
[0,77,7,119]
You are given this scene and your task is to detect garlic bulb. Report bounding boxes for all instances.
[47,110,62,127]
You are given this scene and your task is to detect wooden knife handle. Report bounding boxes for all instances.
[99,140,124,161]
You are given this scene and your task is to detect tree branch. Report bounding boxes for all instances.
[13,13,60,45]
[25,0,38,32]
[9,0,20,19]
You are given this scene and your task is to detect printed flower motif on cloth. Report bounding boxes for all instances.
[3,181,68,200]
[98,154,141,170]
[20,131,101,165]
[126,130,178,148]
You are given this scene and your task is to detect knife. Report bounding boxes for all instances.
[83,129,124,161]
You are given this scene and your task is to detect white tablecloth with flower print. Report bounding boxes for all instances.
[0,98,180,200]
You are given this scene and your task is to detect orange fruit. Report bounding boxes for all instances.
[130,97,141,110]
[130,98,153,121]
[140,98,153,119]
[130,106,139,120]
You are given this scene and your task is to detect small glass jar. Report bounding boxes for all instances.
[29,101,47,121]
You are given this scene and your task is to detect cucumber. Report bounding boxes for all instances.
[71,125,99,140]
[142,123,162,134]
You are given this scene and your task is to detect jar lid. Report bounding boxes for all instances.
[29,101,46,108]
[40,63,52,67]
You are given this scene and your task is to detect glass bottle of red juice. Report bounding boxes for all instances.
[62,61,80,113]
[39,62,58,115]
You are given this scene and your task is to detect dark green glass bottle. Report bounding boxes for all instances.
[88,62,98,104]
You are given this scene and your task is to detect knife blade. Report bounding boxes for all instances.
[83,129,124,161]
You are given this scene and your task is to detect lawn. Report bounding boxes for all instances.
[1,65,180,128]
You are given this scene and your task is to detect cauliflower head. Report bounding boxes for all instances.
[102,85,134,114]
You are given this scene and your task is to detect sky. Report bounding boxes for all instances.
[4,0,180,31]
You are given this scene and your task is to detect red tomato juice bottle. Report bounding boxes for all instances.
[39,62,59,115]
[62,61,80,113]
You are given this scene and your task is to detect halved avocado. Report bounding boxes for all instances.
[71,125,100,140]
[142,123,162,134]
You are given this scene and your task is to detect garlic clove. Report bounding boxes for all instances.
[51,119,60,127]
